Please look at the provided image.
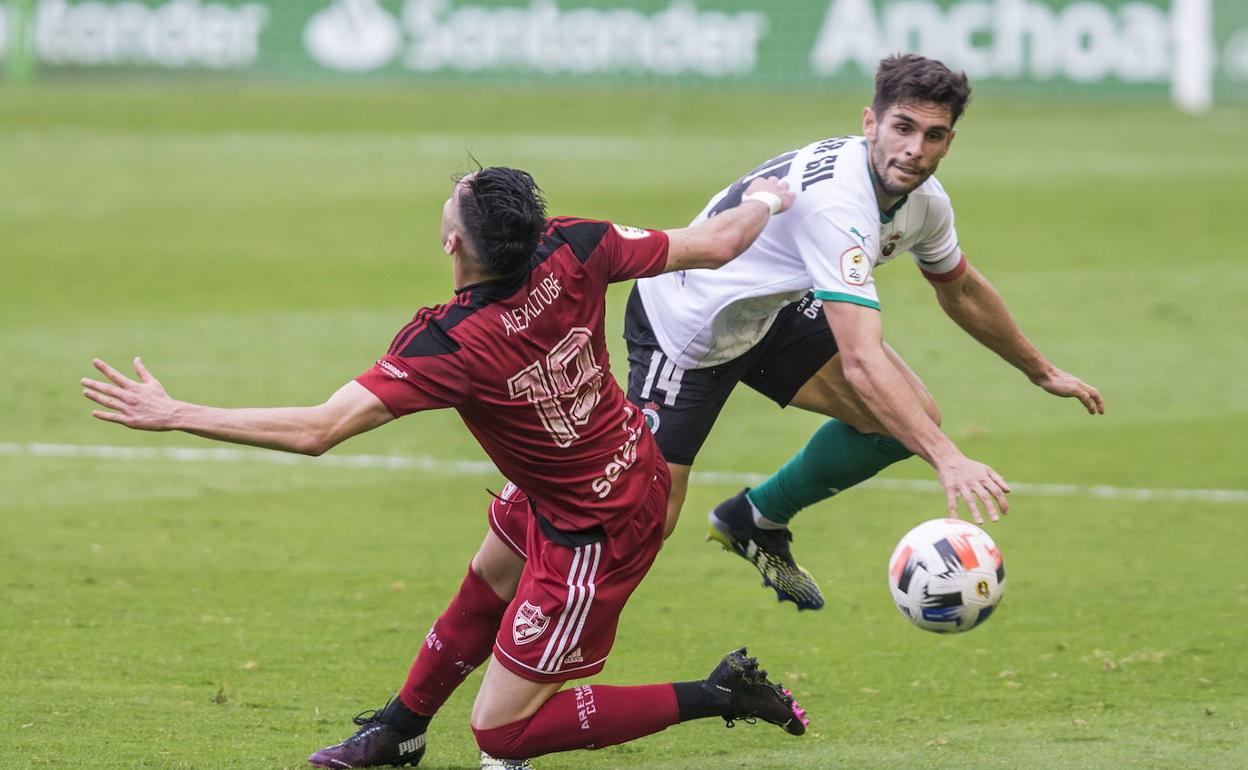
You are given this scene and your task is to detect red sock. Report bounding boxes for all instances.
[472,684,679,759]
[398,565,510,716]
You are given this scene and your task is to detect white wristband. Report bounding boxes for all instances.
[742,190,782,216]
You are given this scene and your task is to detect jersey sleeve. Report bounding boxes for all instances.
[910,192,965,283]
[792,206,881,311]
[355,353,469,417]
[598,222,671,282]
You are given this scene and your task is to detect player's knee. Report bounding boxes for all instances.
[471,550,523,602]
[472,720,527,760]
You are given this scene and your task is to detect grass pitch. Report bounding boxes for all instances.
[1,82,1245,770]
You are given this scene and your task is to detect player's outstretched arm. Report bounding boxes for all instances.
[824,302,1011,524]
[662,176,795,273]
[82,357,394,456]
[930,261,1105,415]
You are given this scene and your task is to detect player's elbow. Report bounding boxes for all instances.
[294,426,337,457]
[293,436,330,457]
[837,344,874,380]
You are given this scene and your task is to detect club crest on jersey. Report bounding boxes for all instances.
[841,246,870,286]
[512,601,549,645]
[642,404,661,434]
[613,224,650,240]
[882,233,903,258]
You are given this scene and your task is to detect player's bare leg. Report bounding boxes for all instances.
[709,343,938,610]
[469,651,806,762]
[662,462,692,539]
[471,529,526,600]
[309,530,523,769]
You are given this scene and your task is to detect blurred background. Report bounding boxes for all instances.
[2,2,1245,769]
[4,0,1247,107]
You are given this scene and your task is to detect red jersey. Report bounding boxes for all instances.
[356,217,670,533]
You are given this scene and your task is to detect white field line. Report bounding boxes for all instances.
[2,442,1246,505]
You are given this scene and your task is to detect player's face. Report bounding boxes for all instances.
[863,101,956,199]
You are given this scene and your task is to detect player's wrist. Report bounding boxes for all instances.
[742,191,782,216]
[924,436,964,468]
[1024,360,1055,384]
[165,400,194,431]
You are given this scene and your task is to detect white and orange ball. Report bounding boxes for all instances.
[887,518,1005,633]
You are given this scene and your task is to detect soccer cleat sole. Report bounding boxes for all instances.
[479,751,535,769]
[781,688,811,736]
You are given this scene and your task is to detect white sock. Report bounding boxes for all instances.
[747,494,788,530]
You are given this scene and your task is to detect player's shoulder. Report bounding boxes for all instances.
[540,216,615,264]
[791,136,875,218]
[905,175,956,232]
[386,293,484,359]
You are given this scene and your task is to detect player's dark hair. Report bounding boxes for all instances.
[873,54,972,125]
[458,167,548,278]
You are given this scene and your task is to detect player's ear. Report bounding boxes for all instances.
[443,231,460,256]
[862,107,877,142]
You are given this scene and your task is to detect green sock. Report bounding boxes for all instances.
[747,419,913,526]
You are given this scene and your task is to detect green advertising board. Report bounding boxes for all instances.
[4,0,1247,105]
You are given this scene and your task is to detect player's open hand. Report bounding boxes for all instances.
[1031,367,1105,415]
[743,175,796,214]
[82,357,179,431]
[935,455,1011,525]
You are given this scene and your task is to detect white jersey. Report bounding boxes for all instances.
[637,136,964,369]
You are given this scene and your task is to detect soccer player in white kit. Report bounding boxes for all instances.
[623,54,1105,609]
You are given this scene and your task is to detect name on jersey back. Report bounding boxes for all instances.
[501,275,563,336]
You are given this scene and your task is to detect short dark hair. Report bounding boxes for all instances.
[458,167,548,277]
[873,54,972,125]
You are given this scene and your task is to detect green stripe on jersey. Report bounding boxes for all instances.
[813,291,881,310]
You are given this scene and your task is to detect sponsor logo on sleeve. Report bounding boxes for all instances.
[840,246,870,286]
[512,600,550,645]
[379,359,408,379]
[613,224,651,240]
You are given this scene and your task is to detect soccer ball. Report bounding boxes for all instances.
[887,518,1005,633]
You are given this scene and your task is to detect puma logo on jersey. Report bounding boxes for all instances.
[848,226,873,250]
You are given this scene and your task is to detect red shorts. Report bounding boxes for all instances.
[488,482,530,560]
[488,466,670,683]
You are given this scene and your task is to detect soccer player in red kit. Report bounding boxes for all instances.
[82,167,805,768]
